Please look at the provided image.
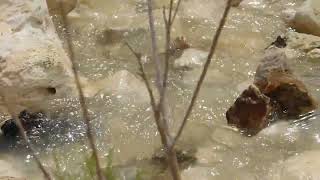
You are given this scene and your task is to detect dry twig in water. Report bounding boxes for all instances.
[56,2,105,180]
[172,0,233,148]
[2,94,52,180]
[146,0,182,179]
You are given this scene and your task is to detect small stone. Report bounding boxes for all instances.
[226,85,271,135]
[170,36,190,52]
[269,36,287,48]
[174,49,208,70]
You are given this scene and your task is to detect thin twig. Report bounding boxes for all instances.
[124,42,157,112]
[56,2,105,180]
[2,95,52,180]
[146,0,181,179]
[171,0,233,148]
[171,0,182,24]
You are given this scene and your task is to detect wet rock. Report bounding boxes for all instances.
[174,48,207,70]
[0,110,46,138]
[151,144,197,170]
[170,36,191,52]
[287,0,320,37]
[254,50,317,118]
[46,0,77,15]
[262,73,317,118]
[83,70,152,105]
[226,85,272,135]
[269,151,320,180]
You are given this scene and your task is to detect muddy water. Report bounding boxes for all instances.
[2,0,320,179]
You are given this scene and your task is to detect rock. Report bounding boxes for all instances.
[288,0,320,37]
[307,48,320,60]
[262,73,317,118]
[254,50,317,118]
[84,70,152,105]
[174,49,207,70]
[0,0,75,113]
[286,32,320,53]
[151,144,197,170]
[269,151,320,180]
[231,0,243,7]
[226,85,272,135]
[46,0,77,15]
[169,36,190,53]
[0,110,46,138]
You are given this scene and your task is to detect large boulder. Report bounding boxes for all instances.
[0,0,75,114]
[226,85,272,135]
[286,0,320,37]
[254,50,317,118]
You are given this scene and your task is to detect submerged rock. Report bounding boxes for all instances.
[174,48,208,70]
[287,0,320,37]
[46,0,77,15]
[226,85,271,135]
[0,110,45,138]
[82,70,152,105]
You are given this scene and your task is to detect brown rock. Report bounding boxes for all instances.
[226,85,272,135]
[261,72,317,118]
[254,50,317,118]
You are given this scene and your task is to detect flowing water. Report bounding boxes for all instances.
[1,0,320,179]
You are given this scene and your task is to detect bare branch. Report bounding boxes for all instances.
[171,0,182,24]
[146,0,181,179]
[2,95,52,180]
[124,42,157,113]
[56,2,105,180]
[172,0,233,148]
